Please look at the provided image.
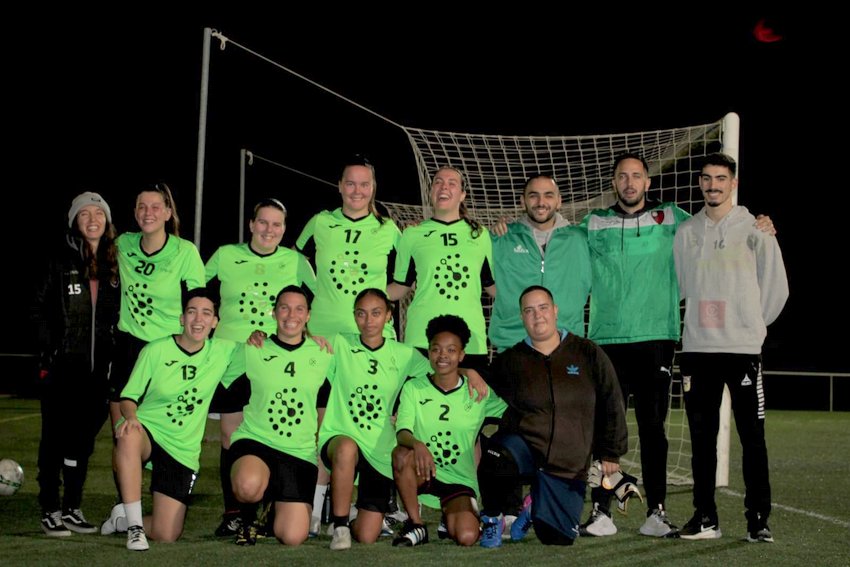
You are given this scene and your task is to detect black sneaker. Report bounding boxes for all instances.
[746,512,774,543]
[41,510,72,537]
[679,512,721,540]
[254,501,272,539]
[62,509,98,534]
[437,514,449,540]
[392,521,429,547]
[235,523,258,546]
[215,512,243,537]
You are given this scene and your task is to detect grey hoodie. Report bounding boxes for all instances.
[673,205,788,354]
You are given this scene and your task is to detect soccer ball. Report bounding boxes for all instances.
[0,458,24,496]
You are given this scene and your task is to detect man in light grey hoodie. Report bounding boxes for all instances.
[674,153,788,544]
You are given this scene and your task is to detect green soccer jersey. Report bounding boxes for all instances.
[117,233,206,341]
[394,219,494,354]
[223,337,333,464]
[580,202,691,344]
[295,209,400,337]
[318,333,432,479]
[205,243,317,342]
[396,375,507,509]
[120,336,238,471]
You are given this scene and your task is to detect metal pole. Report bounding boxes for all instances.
[194,28,212,248]
[239,149,247,242]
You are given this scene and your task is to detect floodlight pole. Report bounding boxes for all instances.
[194,27,213,248]
[239,149,247,242]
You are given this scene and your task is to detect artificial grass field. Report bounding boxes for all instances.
[1,396,847,566]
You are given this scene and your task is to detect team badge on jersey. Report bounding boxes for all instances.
[651,210,665,224]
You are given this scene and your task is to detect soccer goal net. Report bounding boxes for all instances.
[380,114,740,486]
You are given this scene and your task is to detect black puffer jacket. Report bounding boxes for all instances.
[489,333,628,480]
[34,234,120,378]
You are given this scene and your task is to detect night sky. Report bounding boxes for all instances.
[7,9,843,375]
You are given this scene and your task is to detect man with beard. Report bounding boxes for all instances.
[489,174,591,352]
[578,153,689,538]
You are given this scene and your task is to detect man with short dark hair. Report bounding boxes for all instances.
[489,175,591,351]
[675,153,787,543]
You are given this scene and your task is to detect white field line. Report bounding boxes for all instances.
[719,488,850,528]
[0,413,39,424]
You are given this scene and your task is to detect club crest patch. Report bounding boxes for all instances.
[651,210,665,224]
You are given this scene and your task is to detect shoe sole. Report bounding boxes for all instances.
[101,511,128,535]
[580,527,617,537]
[42,529,72,537]
[680,529,722,540]
[65,524,98,534]
[639,526,677,537]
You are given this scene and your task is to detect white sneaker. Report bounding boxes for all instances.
[101,503,128,535]
[126,525,149,551]
[330,525,352,550]
[580,503,617,536]
[640,504,678,537]
[309,516,321,538]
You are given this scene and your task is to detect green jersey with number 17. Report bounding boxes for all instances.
[296,209,400,336]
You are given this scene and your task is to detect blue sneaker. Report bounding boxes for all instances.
[480,514,504,548]
[510,495,533,541]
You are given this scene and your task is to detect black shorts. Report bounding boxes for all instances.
[418,478,476,509]
[321,437,393,513]
[109,331,147,402]
[143,425,197,505]
[230,438,317,503]
[209,376,251,414]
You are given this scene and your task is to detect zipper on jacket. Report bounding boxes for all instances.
[90,280,96,373]
[544,357,555,465]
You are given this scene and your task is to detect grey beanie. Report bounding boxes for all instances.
[68,192,112,228]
